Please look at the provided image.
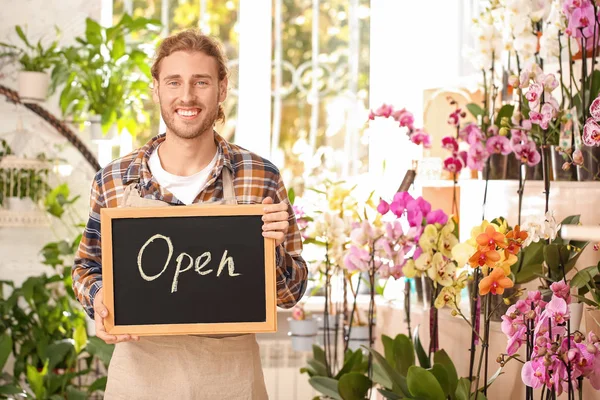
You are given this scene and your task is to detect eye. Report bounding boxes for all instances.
[167,81,179,86]
[196,81,208,86]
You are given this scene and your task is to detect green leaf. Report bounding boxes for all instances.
[89,376,108,393]
[111,35,126,61]
[455,378,471,400]
[288,187,296,205]
[335,350,364,380]
[571,266,599,289]
[85,18,103,46]
[15,26,32,48]
[86,336,114,366]
[377,388,403,400]
[371,361,393,390]
[73,324,87,354]
[381,334,395,367]
[434,349,458,398]
[0,333,12,371]
[66,386,88,400]
[45,340,74,370]
[367,348,410,396]
[513,240,545,284]
[406,366,445,400]
[313,344,327,366]
[466,103,484,118]
[394,334,415,376]
[338,373,372,400]
[307,359,329,377]
[27,360,48,399]
[309,377,342,400]
[494,104,515,127]
[0,385,24,395]
[430,364,450,397]
[413,326,430,369]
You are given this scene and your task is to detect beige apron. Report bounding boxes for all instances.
[104,167,269,400]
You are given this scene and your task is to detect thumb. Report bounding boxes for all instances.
[262,197,274,205]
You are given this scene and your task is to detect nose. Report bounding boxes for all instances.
[180,82,197,103]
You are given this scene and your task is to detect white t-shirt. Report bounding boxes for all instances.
[148,145,218,205]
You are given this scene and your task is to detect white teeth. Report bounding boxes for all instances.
[177,110,198,117]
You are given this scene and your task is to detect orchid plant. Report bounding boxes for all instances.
[368,103,432,148]
[500,284,600,399]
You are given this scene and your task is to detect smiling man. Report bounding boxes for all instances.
[71,30,308,399]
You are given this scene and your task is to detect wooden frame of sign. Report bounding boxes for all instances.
[100,205,276,336]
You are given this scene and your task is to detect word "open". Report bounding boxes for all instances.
[137,234,240,293]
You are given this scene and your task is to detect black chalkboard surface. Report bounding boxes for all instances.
[100,205,276,336]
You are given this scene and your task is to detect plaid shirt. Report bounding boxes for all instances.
[72,132,308,319]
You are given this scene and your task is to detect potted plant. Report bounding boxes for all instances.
[0,25,62,102]
[55,14,161,141]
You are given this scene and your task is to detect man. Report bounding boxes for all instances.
[72,29,308,399]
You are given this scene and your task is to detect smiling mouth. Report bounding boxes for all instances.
[175,108,201,120]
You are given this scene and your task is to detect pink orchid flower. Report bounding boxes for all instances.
[377,198,390,215]
[487,125,499,136]
[372,103,393,118]
[546,296,570,325]
[443,156,464,174]
[507,325,528,356]
[459,123,484,144]
[526,83,543,106]
[567,3,596,39]
[467,141,490,171]
[542,74,559,92]
[344,245,371,272]
[392,108,415,130]
[513,140,541,166]
[410,129,432,148]
[522,360,547,389]
[486,135,512,155]
[385,220,404,242]
[441,136,459,152]
[583,118,600,147]
[448,109,462,126]
[540,103,556,130]
[590,95,600,120]
[550,281,572,303]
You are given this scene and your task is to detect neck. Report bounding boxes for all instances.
[158,130,218,176]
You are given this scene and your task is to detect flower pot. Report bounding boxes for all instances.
[584,308,600,338]
[525,146,551,181]
[551,146,577,181]
[346,325,371,351]
[490,286,520,322]
[414,277,424,305]
[576,146,600,181]
[89,115,118,142]
[505,154,521,180]
[288,317,318,352]
[316,313,340,347]
[482,153,508,180]
[569,303,584,332]
[5,196,35,211]
[18,71,49,102]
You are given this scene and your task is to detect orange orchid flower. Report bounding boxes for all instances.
[479,267,514,295]
[468,248,501,269]
[505,225,528,258]
[476,225,507,251]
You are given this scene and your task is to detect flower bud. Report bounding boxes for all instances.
[550,343,559,353]
[562,162,571,171]
[499,127,509,136]
[544,355,552,367]
[451,309,458,317]
[500,117,510,127]
[538,347,547,356]
[573,149,584,166]
[536,336,548,347]
[590,333,599,343]
[527,310,536,320]
[508,75,520,88]
[587,344,598,354]
[483,116,490,124]
[574,332,585,343]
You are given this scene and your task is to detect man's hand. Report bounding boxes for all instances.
[261,197,289,247]
[93,288,139,344]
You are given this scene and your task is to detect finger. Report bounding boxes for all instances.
[262,211,288,222]
[95,311,117,342]
[263,202,288,213]
[262,231,285,242]
[94,300,108,319]
[113,334,133,343]
[262,197,274,205]
[262,221,289,232]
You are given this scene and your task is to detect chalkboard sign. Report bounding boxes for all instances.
[100,205,276,336]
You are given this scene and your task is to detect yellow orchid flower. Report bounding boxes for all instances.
[427,253,456,287]
[402,259,418,278]
[435,286,458,309]
[414,251,433,274]
[419,225,439,253]
[494,252,518,275]
[451,242,476,268]
[437,220,458,258]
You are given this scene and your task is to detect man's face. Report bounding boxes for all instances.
[153,51,227,140]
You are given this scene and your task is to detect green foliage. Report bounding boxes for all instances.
[56,14,161,138]
[0,25,62,73]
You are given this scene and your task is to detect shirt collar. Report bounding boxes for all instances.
[123,131,235,186]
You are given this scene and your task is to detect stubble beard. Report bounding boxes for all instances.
[160,99,219,140]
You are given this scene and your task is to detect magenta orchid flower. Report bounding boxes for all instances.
[426,209,448,225]
[371,103,393,118]
[486,135,512,155]
[590,96,600,120]
[377,198,390,215]
[583,117,600,147]
[392,108,415,130]
[441,136,459,152]
[410,129,432,148]
[443,156,464,174]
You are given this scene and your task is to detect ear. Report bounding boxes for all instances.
[218,76,228,103]
[152,79,159,104]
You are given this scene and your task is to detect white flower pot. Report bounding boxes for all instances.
[18,71,49,102]
[346,325,371,351]
[6,197,35,211]
[89,115,118,142]
[288,317,318,352]
[569,303,583,332]
[316,314,341,347]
